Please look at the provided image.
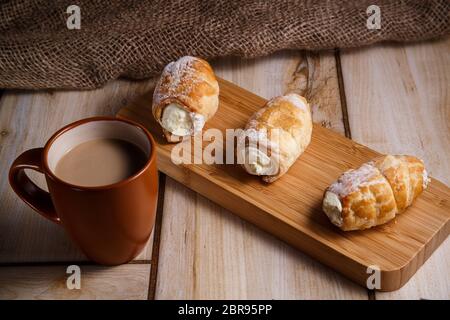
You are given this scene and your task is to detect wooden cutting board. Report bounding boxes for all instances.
[117,78,450,291]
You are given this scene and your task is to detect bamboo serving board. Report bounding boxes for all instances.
[117,78,450,291]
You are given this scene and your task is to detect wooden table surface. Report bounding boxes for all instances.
[0,37,449,300]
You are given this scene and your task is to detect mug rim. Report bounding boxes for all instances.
[43,116,156,191]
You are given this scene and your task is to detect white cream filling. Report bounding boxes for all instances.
[243,147,278,176]
[322,191,343,227]
[161,103,205,136]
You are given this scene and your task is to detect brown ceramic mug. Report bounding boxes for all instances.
[9,117,158,265]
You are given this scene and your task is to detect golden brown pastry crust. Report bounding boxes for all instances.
[240,94,313,183]
[373,155,425,212]
[323,155,429,231]
[152,56,219,142]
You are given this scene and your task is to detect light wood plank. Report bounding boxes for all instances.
[213,51,346,134]
[0,79,155,262]
[341,37,450,299]
[155,51,367,299]
[0,264,150,300]
[156,178,366,299]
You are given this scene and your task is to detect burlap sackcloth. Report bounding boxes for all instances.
[1,0,449,89]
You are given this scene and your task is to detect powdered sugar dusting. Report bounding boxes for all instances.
[328,163,382,198]
[153,56,203,107]
[280,93,309,112]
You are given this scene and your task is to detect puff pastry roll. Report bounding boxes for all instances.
[238,94,312,183]
[152,56,219,142]
[322,155,430,231]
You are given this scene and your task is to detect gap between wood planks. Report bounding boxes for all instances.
[147,173,166,300]
[334,49,352,140]
[335,49,376,300]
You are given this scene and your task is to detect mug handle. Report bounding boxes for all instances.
[9,148,60,224]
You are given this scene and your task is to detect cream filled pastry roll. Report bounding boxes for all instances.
[152,56,219,142]
[322,155,430,231]
[238,94,313,183]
